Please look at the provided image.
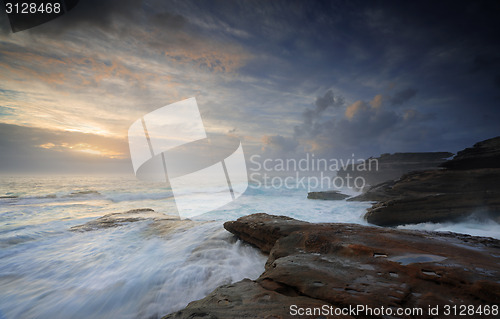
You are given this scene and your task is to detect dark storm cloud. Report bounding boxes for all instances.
[314,90,344,114]
[468,55,500,89]
[18,0,188,36]
[391,88,417,106]
[266,88,439,159]
[249,0,500,156]
[318,99,436,157]
[469,55,500,74]
[294,90,344,138]
[150,11,187,30]
[2,0,500,171]
[495,75,500,89]
[15,0,141,35]
[263,91,343,156]
[0,12,10,35]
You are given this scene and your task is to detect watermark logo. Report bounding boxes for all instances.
[128,97,248,219]
[4,0,80,33]
[248,153,378,192]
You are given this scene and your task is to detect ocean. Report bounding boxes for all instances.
[1,175,499,318]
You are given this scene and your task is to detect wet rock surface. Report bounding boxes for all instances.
[360,168,500,226]
[307,190,350,200]
[164,214,500,318]
[350,137,500,226]
[440,136,500,170]
[163,278,351,319]
[69,208,194,233]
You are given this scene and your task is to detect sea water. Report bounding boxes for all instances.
[0,175,498,318]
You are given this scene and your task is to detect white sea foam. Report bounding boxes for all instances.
[398,219,500,239]
[0,175,498,319]
[0,220,265,318]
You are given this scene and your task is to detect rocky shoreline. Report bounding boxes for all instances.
[354,136,500,226]
[306,136,500,227]
[337,152,453,188]
[164,136,500,318]
[164,213,500,318]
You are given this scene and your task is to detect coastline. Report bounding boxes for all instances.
[2,137,500,318]
[164,137,500,318]
[164,213,500,318]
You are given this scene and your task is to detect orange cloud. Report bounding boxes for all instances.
[370,94,383,109]
[345,100,368,120]
[0,22,254,159]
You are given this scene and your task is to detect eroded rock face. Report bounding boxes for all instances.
[441,136,500,170]
[351,137,500,226]
[357,168,500,225]
[164,214,500,318]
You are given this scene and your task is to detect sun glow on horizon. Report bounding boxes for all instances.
[38,142,127,159]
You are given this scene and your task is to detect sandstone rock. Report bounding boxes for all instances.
[69,208,189,232]
[366,191,500,226]
[349,137,500,226]
[307,190,349,200]
[223,214,306,254]
[164,214,500,318]
[162,279,350,319]
[361,168,500,225]
[441,136,500,170]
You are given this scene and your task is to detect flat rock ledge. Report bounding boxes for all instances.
[69,208,198,235]
[163,213,500,318]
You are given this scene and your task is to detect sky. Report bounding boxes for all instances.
[0,0,499,174]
